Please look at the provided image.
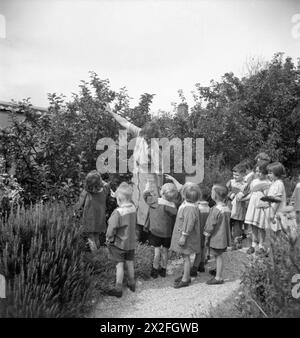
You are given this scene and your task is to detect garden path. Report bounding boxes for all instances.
[92,250,248,318]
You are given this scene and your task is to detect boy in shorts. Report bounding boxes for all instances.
[106,182,137,297]
[143,182,178,278]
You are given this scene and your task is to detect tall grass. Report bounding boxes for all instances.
[0,203,94,317]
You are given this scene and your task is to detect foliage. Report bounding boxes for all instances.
[190,53,300,169]
[0,73,153,206]
[0,203,95,317]
[0,171,23,218]
[134,242,154,279]
[86,243,154,293]
[237,231,300,318]
[1,53,299,207]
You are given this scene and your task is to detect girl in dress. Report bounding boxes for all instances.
[244,163,271,254]
[226,164,247,248]
[170,183,201,288]
[104,104,163,243]
[258,162,287,236]
[75,170,110,251]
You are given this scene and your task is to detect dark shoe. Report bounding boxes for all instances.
[209,268,216,276]
[174,274,184,283]
[127,282,136,292]
[174,276,191,284]
[190,266,198,277]
[107,288,123,298]
[247,246,255,254]
[158,267,166,277]
[198,262,205,273]
[206,277,224,285]
[151,267,159,279]
[174,280,191,288]
[231,243,238,250]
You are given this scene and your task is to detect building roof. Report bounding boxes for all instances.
[0,100,48,129]
[0,100,48,114]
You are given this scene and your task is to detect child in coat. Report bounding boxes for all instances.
[190,187,211,276]
[106,182,137,298]
[75,170,110,251]
[170,183,201,288]
[204,184,231,285]
[143,182,178,278]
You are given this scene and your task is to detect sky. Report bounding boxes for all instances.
[0,0,299,112]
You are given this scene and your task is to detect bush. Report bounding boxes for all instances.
[0,203,94,317]
[87,243,154,293]
[0,171,23,219]
[134,242,154,280]
[238,231,300,317]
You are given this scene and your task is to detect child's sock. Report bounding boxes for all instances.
[116,282,122,289]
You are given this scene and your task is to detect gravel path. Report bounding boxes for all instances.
[92,250,248,318]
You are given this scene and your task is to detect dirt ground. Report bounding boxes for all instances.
[91,249,248,318]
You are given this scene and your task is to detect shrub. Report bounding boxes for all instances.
[0,203,94,317]
[238,231,300,317]
[134,242,154,280]
[87,243,154,293]
[0,171,23,219]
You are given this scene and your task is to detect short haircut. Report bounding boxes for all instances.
[267,162,286,179]
[238,158,255,171]
[255,152,271,163]
[116,182,133,201]
[183,183,201,203]
[199,185,211,202]
[85,170,103,193]
[232,164,246,175]
[212,184,228,202]
[140,119,161,140]
[161,183,179,202]
[256,162,268,176]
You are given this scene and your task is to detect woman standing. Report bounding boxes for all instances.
[104,104,163,241]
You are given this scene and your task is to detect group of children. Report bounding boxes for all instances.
[75,152,300,298]
[226,153,295,256]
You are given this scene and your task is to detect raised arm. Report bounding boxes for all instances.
[104,104,140,136]
[164,174,183,191]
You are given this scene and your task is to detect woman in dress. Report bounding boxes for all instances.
[104,104,163,241]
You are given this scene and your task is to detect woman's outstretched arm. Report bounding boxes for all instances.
[104,103,140,136]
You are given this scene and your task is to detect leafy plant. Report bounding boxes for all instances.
[86,243,154,294]
[238,230,300,318]
[0,202,94,317]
